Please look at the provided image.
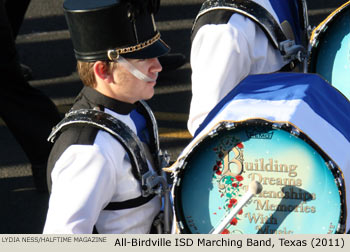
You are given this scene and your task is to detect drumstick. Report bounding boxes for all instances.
[210,180,263,234]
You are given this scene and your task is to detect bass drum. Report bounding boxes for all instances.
[172,119,346,234]
[308,2,350,100]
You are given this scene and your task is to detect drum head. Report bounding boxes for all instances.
[174,120,346,234]
[308,3,350,100]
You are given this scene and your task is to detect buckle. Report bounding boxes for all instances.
[141,171,168,197]
[279,40,306,62]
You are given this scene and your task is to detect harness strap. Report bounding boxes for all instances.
[103,194,156,210]
[192,0,305,62]
[48,108,157,197]
[93,193,157,233]
[48,105,172,232]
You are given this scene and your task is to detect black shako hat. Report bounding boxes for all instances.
[63,0,170,61]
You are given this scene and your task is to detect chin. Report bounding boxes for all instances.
[143,91,155,100]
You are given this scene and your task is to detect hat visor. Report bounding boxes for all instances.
[122,39,170,59]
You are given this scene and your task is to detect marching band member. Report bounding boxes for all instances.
[43,0,170,234]
[188,0,308,136]
[182,0,350,233]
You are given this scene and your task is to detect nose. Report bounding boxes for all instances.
[150,57,162,73]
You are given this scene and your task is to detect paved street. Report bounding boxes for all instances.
[0,0,348,233]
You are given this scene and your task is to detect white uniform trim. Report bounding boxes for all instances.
[188,0,288,135]
[43,108,161,234]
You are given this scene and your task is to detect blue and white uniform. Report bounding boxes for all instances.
[188,0,304,135]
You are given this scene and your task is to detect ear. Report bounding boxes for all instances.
[93,61,112,82]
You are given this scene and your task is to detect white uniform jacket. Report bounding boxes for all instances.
[188,0,288,135]
[43,87,161,234]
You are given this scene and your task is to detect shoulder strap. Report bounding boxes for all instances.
[192,0,305,63]
[138,100,169,173]
[48,108,159,198]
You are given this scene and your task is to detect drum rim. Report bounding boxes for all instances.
[308,2,350,73]
[173,118,347,234]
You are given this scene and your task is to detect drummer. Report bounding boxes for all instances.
[43,0,169,234]
[185,0,350,234]
[188,0,307,136]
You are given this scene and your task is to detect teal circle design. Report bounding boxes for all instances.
[175,123,343,234]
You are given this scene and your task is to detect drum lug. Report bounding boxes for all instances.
[326,160,336,169]
[177,221,184,231]
[290,128,300,137]
[337,177,343,188]
[176,177,181,187]
[208,129,219,138]
[272,123,282,129]
[209,123,227,137]
[223,121,236,130]
[175,159,187,171]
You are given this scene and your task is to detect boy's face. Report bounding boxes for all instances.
[111,57,162,103]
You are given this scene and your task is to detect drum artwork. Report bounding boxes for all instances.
[308,1,350,100]
[167,72,350,234]
[172,120,345,234]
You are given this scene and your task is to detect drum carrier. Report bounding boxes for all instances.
[47,101,172,234]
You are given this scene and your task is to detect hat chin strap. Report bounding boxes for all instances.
[118,56,157,82]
